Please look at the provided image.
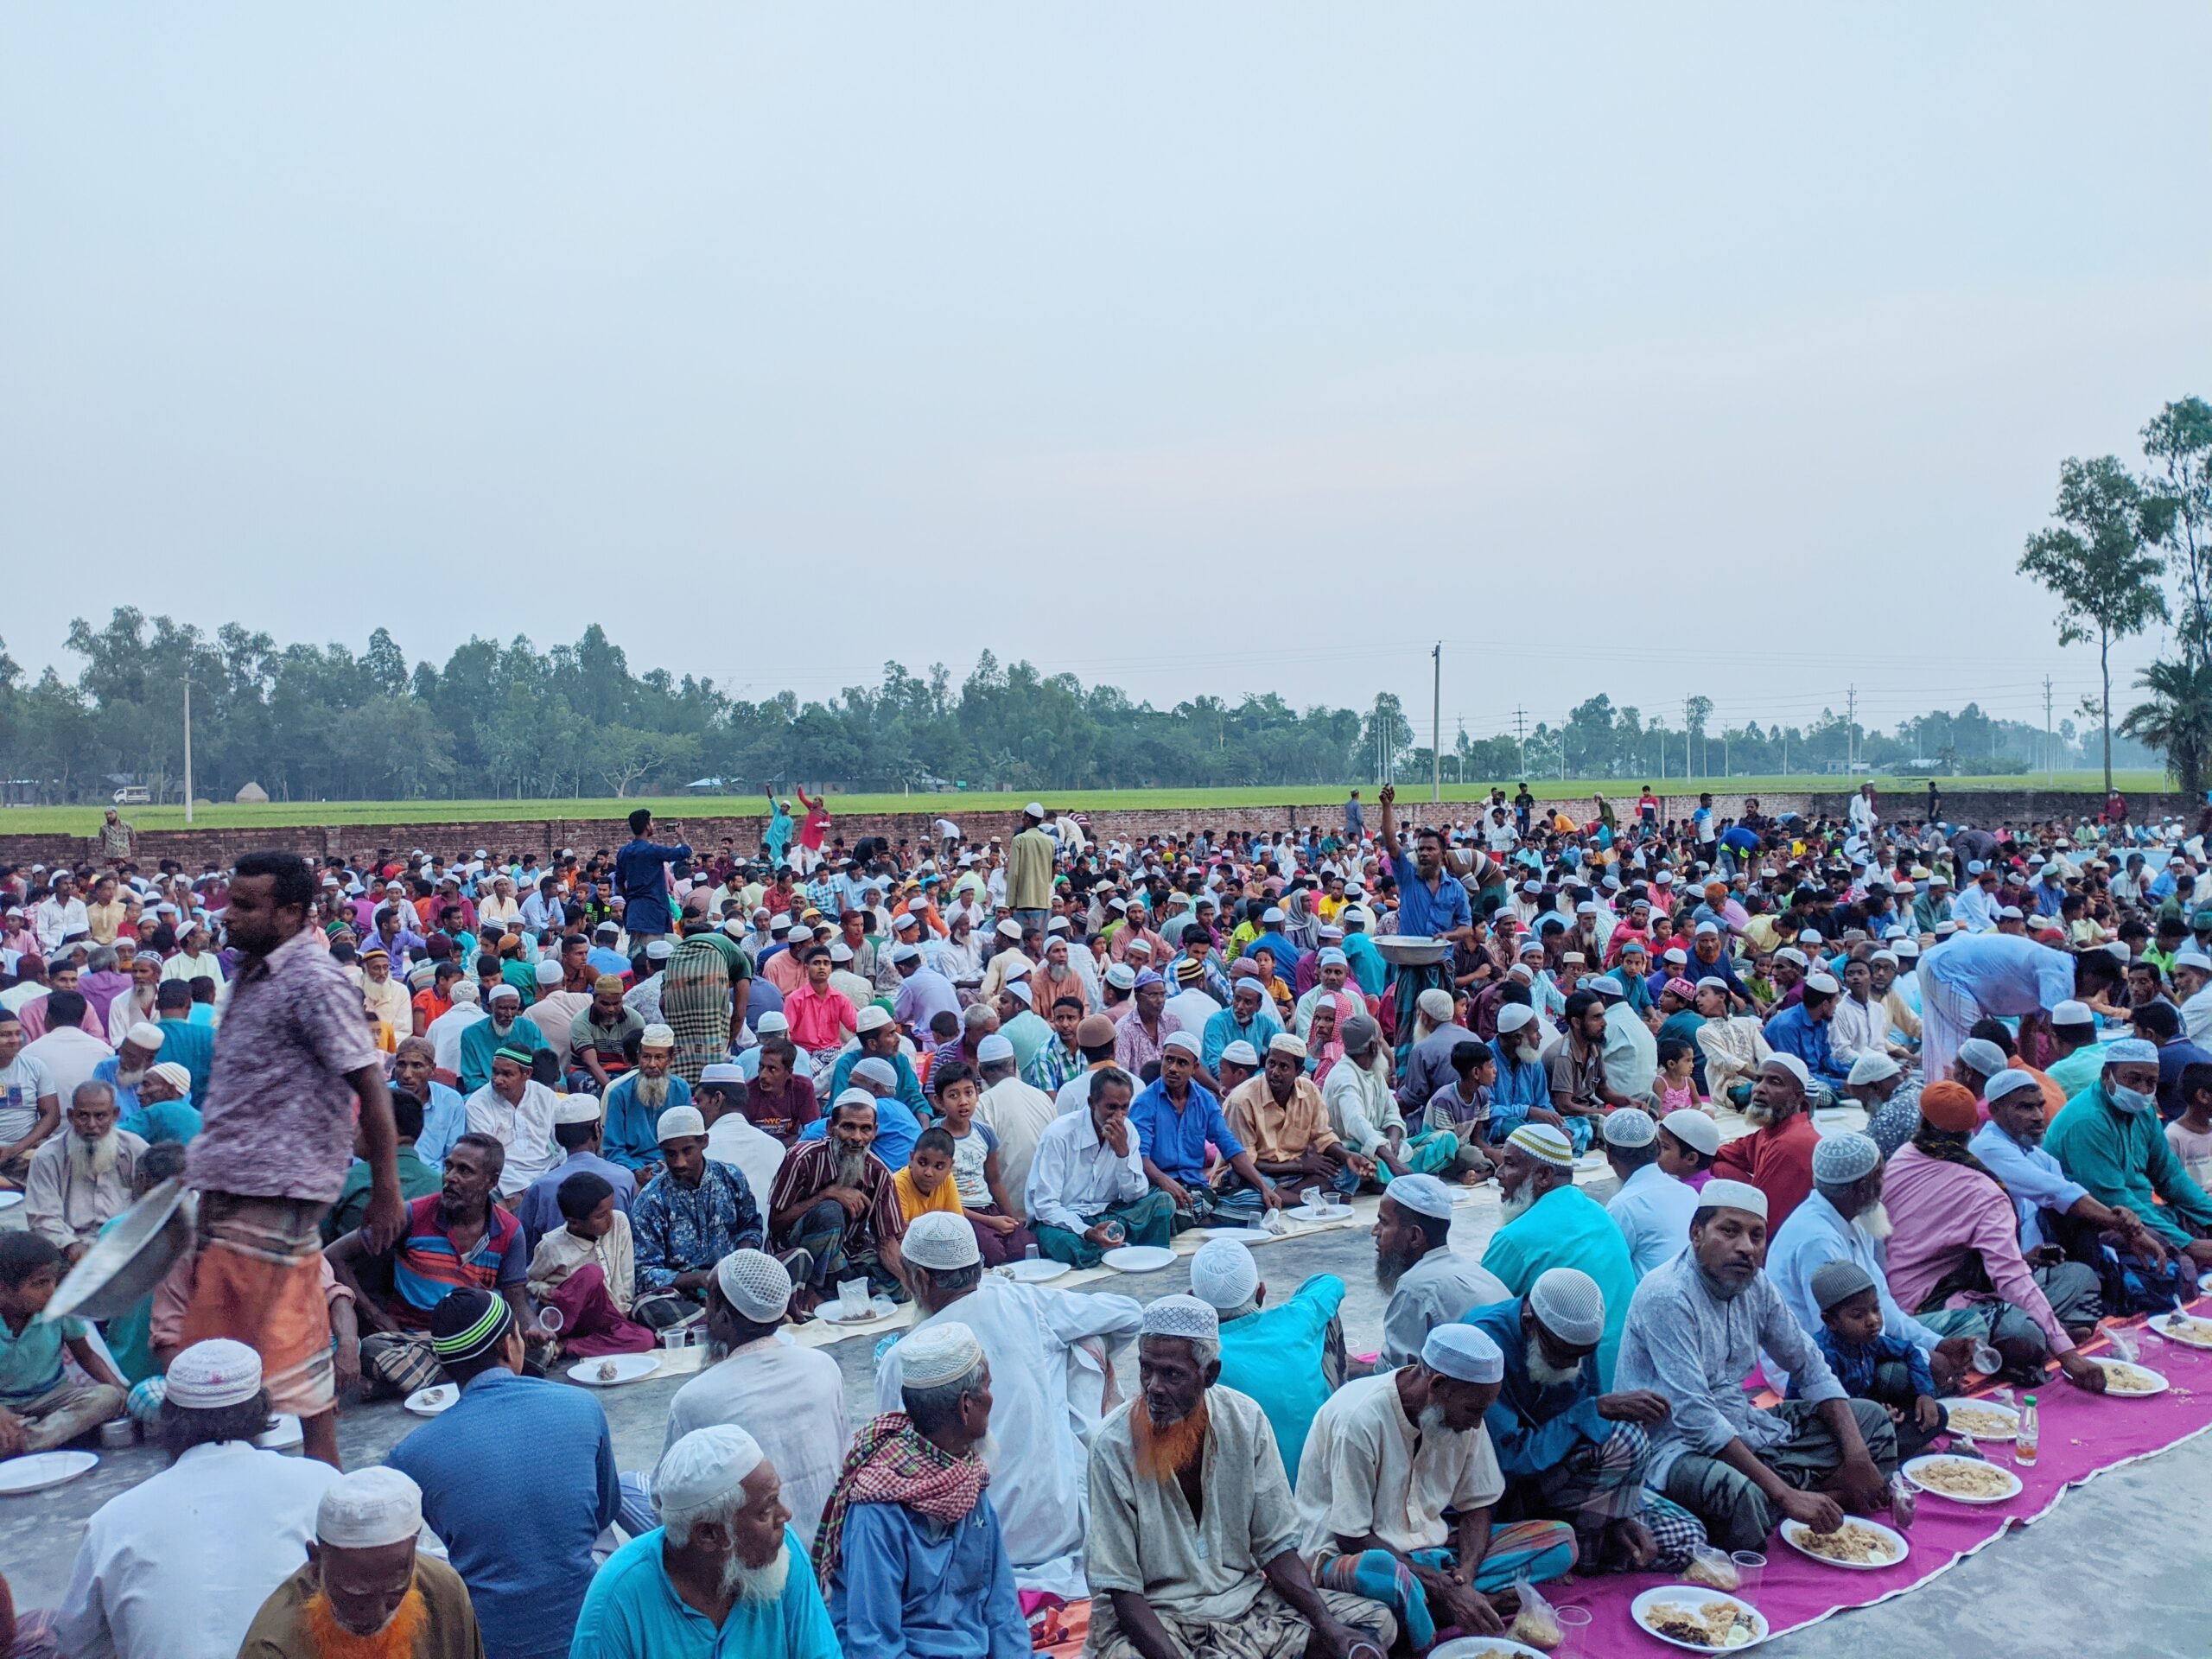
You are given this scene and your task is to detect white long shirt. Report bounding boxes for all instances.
[464,1078,561,1196]
[976,1076,1057,1205]
[54,1439,337,1659]
[706,1112,785,1205]
[35,897,88,953]
[426,1002,486,1077]
[1024,1107,1148,1231]
[1605,1161,1700,1278]
[664,1335,849,1547]
[874,1277,1141,1596]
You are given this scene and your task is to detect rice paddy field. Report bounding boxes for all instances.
[0,772,2166,835]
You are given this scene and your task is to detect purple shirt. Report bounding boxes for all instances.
[187,925,381,1203]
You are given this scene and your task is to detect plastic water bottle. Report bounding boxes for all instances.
[2014,1394,2039,1468]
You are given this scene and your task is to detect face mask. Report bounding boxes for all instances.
[2108,1084,2155,1116]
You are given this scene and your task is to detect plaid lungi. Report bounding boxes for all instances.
[659,940,731,1084]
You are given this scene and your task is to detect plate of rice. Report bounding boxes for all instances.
[1902,1455,2023,1503]
[1780,1516,1910,1570]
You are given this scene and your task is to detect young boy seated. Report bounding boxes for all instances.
[525,1171,656,1358]
[0,1232,126,1454]
[930,1058,1038,1266]
[893,1127,964,1225]
[2164,1061,2212,1192]
[1794,1257,1948,1459]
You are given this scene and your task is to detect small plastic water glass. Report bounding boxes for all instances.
[1729,1550,1765,1599]
[1100,1218,1128,1246]
[1022,1243,1040,1262]
[1552,1605,1592,1658]
[537,1305,565,1336]
[1972,1340,2003,1376]
[658,1325,687,1351]
[1300,1186,1324,1211]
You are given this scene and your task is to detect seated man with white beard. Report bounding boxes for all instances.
[1084,1295,1393,1659]
[457,981,550,1094]
[1294,1325,1576,1651]
[601,1024,692,1176]
[1760,1130,1970,1397]
[118,1059,200,1146]
[1372,1174,1508,1370]
[572,1423,840,1659]
[25,1080,145,1261]
[87,1020,164,1119]
[819,1322,1029,1658]
[462,1046,562,1198]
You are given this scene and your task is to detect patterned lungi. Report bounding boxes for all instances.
[180,1192,334,1418]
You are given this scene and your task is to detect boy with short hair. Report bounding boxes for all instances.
[930,1059,1037,1266]
[893,1127,965,1224]
[1794,1257,1948,1459]
[0,1232,126,1454]
[2165,1062,2212,1191]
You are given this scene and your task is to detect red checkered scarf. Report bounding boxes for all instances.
[810,1411,989,1589]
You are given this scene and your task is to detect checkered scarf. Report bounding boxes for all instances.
[810,1410,988,1589]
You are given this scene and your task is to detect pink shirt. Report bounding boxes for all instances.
[783,983,858,1053]
[1881,1143,2073,1355]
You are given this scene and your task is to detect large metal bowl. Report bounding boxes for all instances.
[1373,935,1455,967]
[41,1178,197,1323]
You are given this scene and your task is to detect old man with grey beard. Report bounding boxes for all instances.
[571,1424,841,1659]
[25,1080,145,1260]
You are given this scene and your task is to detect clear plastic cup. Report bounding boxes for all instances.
[659,1326,687,1351]
[537,1305,565,1336]
[1972,1340,2003,1376]
[1301,1186,1324,1211]
[1553,1605,1592,1658]
[1730,1550,1766,1599]
[1100,1218,1128,1246]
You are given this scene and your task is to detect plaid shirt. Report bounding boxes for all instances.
[1023,1039,1084,1096]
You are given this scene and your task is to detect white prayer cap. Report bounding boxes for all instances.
[976,1033,1015,1063]
[551,1095,602,1125]
[700,1062,745,1087]
[1497,1004,1536,1034]
[1317,947,1348,968]
[1699,1178,1769,1221]
[754,1010,790,1033]
[828,943,854,963]
[1802,971,1840,996]
[1416,988,1455,1022]
[1774,947,1808,968]
[148,1061,191,1096]
[1140,1294,1219,1344]
[645,939,675,960]
[1003,980,1033,1005]
[655,1105,707,1141]
[1812,1130,1882,1183]
[897,1321,984,1388]
[1984,1068,2044,1103]
[123,1021,164,1051]
[1189,1239,1260,1311]
[1528,1267,1605,1346]
[317,1466,423,1548]
[2176,948,2212,973]
[1660,1109,1722,1157]
[1220,1040,1260,1067]
[901,1211,982,1271]
[849,1057,897,1090]
[890,943,922,964]
[1764,1052,1811,1091]
[2051,1000,2094,1027]
[995,918,1023,939]
[1024,802,1046,818]
[640,1022,676,1049]
[1268,1033,1307,1061]
[1421,1323,1503,1383]
[1505,1122,1575,1168]
[1383,1172,1456,1222]
[654,1425,764,1522]
[893,910,922,930]
[1587,975,1625,997]
[1955,1038,2009,1077]
[1601,1108,1656,1148]
[1105,963,1138,990]
[1847,1052,1901,1085]
[450,980,480,1004]
[535,958,565,986]
[833,1087,878,1116]
[164,1338,263,1408]
[714,1249,793,1322]
[1870,950,1898,966]
[2106,1037,2160,1065]
[1164,1030,1203,1058]
[486,982,521,1004]
[855,1006,895,1034]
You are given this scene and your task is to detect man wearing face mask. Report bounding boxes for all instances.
[1760,1132,1970,1395]
[2046,1038,2212,1290]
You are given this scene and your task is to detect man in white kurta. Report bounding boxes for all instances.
[54,1339,339,1659]
[875,1212,1142,1596]
[462,1055,561,1198]
[1374,1176,1509,1369]
[974,1035,1057,1205]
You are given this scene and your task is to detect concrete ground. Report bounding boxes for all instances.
[6,1173,2207,1655]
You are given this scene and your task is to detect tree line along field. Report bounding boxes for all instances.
[0,772,2170,836]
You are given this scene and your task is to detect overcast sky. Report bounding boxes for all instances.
[5,5,2208,745]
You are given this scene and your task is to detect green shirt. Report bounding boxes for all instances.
[323,1144,443,1242]
[1478,1183,1640,1387]
[0,1308,85,1407]
[1217,1273,1345,1478]
[2046,1080,2212,1249]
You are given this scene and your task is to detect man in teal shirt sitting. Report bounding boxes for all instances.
[117,1061,202,1146]
[1479,1122,1639,1385]
[2047,1039,2212,1282]
[1187,1237,1344,1478]
[151,981,214,1104]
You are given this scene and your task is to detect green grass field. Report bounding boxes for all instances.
[0,771,2170,836]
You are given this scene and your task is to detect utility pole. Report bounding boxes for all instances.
[182,675,194,825]
[1846,683,1858,775]
[2044,676,2055,783]
[1430,643,1442,804]
[1513,706,1529,779]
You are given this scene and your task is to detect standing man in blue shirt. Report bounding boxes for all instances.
[614,808,691,945]
[1376,784,1474,943]
[386,1287,620,1659]
[1344,790,1364,842]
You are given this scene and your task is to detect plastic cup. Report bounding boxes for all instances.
[659,1326,687,1351]
[837,1278,871,1319]
[537,1305,565,1335]
[1730,1550,1765,1600]
[1301,1186,1324,1211]
[1552,1605,1592,1659]
[1972,1340,2003,1376]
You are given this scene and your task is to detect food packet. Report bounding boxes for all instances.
[1682,1544,1740,1590]
[1508,1571,1563,1651]
[2106,1325,2139,1365]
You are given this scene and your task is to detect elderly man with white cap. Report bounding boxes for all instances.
[1762,1130,1970,1394]
[458,1039,562,1198]
[666,1249,849,1545]
[820,1321,1027,1657]
[1371,1173,1508,1370]
[575,1423,839,1658]
[457,981,548,1094]
[87,1019,164,1121]
[1710,1053,1825,1230]
[1224,1033,1373,1205]
[1392,986,1478,1117]
[1614,1178,1899,1553]
[1601,1108,1702,1279]
[597,1022,692,1175]
[1190,1236,1344,1478]
[876,1211,1139,1593]
[1482,1124,1638,1383]
[1464,1268,1708,1575]
[117,1057,200,1147]
[55,1338,340,1659]
[1086,1296,1393,1659]
[237,1465,480,1658]
[1294,1322,1573,1649]
[2045,1034,2212,1282]
[631,1103,774,1329]
[1843,1050,1920,1157]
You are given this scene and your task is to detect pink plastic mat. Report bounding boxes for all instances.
[1548,1298,2212,1648]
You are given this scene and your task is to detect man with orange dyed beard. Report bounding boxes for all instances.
[1082,1295,1394,1659]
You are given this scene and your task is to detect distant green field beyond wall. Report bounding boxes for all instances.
[0,771,2168,835]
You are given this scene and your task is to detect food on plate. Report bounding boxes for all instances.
[1792,1521,1900,1565]
[1943,1403,2018,1439]
[1640,1598,1758,1648]
[1681,1548,1741,1590]
[1910,1458,2016,1499]
[1509,1602,1561,1649]
[596,1360,620,1382]
[2098,1360,2162,1394]
[2159,1313,2212,1345]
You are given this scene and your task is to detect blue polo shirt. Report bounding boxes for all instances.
[1128,1077,1243,1185]
[1389,851,1472,938]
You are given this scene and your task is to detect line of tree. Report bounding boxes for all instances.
[2019,396,2212,795]
[0,612,2147,807]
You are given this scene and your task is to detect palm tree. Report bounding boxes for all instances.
[2122,656,2212,799]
